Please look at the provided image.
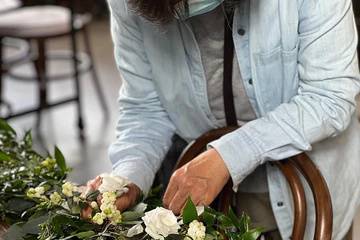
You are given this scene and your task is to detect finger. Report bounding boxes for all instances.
[163,176,179,208]
[86,176,102,195]
[168,190,189,215]
[93,176,102,189]
[115,195,131,212]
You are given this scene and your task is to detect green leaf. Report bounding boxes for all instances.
[239,213,251,233]
[86,190,100,202]
[122,211,145,222]
[23,131,32,148]
[0,119,16,135]
[201,211,216,226]
[217,215,234,228]
[228,208,241,230]
[5,198,36,214]
[182,197,198,224]
[74,230,96,239]
[240,228,262,240]
[0,150,12,162]
[54,146,67,174]
[4,223,25,240]
[4,214,48,239]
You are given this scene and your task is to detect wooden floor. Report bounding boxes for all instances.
[3,19,360,239]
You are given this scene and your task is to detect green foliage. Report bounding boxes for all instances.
[0,120,69,224]
[182,197,198,224]
[0,120,263,240]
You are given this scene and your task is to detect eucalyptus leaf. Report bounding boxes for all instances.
[122,211,145,222]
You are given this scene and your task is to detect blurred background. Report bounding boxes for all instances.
[0,0,116,184]
[1,0,360,238]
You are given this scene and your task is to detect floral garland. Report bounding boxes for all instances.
[0,120,262,240]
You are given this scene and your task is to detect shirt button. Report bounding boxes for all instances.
[237,28,246,36]
[277,201,284,207]
[248,78,253,85]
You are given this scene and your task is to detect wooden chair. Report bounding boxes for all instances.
[0,0,109,139]
[176,127,333,240]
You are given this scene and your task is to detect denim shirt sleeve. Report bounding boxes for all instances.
[210,0,360,191]
[107,0,176,195]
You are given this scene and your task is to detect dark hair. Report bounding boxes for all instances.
[128,0,187,24]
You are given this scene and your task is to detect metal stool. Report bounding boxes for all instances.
[0,2,109,139]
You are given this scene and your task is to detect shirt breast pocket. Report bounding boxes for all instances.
[254,44,299,112]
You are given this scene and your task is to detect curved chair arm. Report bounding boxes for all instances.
[175,127,333,240]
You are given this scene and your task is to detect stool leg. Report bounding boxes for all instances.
[33,39,48,131]
[82,26,109,119]
[70,28,85,140]
[0,37,3,111]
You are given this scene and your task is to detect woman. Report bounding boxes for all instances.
[87,0,360,239]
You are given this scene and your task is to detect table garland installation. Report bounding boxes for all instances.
[0,120,262,240]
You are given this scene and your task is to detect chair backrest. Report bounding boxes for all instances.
[175,127,333,240]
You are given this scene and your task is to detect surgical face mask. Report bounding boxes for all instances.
[175,0,224,20]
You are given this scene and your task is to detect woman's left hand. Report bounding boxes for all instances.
[163,148,230,214]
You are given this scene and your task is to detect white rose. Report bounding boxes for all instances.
[127,223,144,237]
[187,220,206,240]
[142,207,180,240]
[99,173,130,194]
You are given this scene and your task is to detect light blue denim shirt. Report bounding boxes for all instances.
[107,0,360,239]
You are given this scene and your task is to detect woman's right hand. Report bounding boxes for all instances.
[81,176,142,219]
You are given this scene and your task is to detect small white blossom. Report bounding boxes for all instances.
[27,186,45,199]
[109,210,122,225]
[101,191,117,205]
[90,201,98,209]
[41,158,56,169]
[127,223,144,237]
[98,173,130,195]
[92,212,106,225]
[49,192,62,205]
[187,220,206,240]
[62,182,76,197]
[142,207,180,240]
[98,191,122,224]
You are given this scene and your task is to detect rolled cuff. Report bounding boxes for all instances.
[208,129,262,192]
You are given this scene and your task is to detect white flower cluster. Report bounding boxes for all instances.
[62,182,77,197]
[187,220,206,240]
[142,207,181,240]
[49,192,62,205]
[40,158,56,169]
[92,191,122,225]
[27,186,47,200]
